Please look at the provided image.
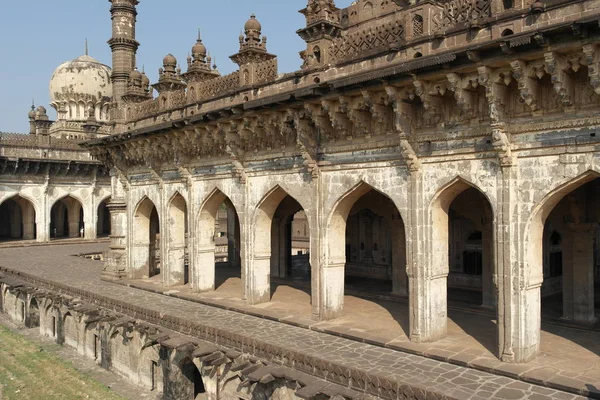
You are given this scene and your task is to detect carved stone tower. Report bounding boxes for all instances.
[108,0,140,119]
[297,0,342,69]
[230,15,277,87]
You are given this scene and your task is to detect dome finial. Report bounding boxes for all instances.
[85,38,88,56]
[198,28,201,41]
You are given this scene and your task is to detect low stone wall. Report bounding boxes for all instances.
[0,275,366,400]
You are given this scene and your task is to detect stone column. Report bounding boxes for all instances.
[270,216,283,278]
[482,227,496,308]
[407,170,447,342]
[55,204,66,237]
[562,230,574,319]
[498,163,541,363]
[102,172,128,280]
[9,205,21,238]
[392,218,408,296]
[227,206,241,269]
[68,203,81,238]
[565,223,597,323]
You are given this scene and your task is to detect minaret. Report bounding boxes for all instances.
[108,0,140,104]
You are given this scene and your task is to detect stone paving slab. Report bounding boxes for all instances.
[119,270,600,398]
[0,243,596,400]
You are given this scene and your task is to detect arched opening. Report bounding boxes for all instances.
[430,179,495,342]
[446,188,494,307]
[177,359,206,400]
[50,196,84,239]
[313,46,322,64]
[27,298,40,328]
[132,197,161,280]
[536,177,600,324]
[344,189,406,296]
[166,193,188,286]
[0,195,36,241]
[251,187,311,305]
[195,190,241,294]
[326,182,406,320]
[97,198,111,237]
[412,14,424,36]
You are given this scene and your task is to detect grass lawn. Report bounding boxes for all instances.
[0,325,126,400]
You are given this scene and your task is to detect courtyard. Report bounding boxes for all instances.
[0,242,597,398]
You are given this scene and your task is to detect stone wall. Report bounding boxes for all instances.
[0,276,371,400]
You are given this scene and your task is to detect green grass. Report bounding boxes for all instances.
[0,325,126,400]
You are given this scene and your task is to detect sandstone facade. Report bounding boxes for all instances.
[82,0,600,367]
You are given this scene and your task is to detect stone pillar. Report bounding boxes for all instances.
[227,206,241,269]
[68,203,81,238]
[270,216,282,278]
[9,205,21,238]
[21,203,35,240]
[482,227,496,308]
[409,170,448,343]
[562,230,574,319]
[102,172,128,280]
[392,218,408,296]
[498,163,541,363]
[564,224,597,323]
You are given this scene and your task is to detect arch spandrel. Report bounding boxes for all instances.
[323,176,409,223]
[251,180,315,218]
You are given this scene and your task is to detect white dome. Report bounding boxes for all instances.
[49,55,112,122]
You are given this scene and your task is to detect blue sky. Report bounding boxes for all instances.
[0,0,353,133]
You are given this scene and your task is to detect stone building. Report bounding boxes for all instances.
[85,0,600,367]
[0,50,112,243]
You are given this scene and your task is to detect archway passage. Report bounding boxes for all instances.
[195,190,241,294]
[178,359,206,400]
[271,199,311,282]
[325,182,406,320]
[251,187,311,305]
[344,189,407,297]
[427,180,496,350]
[0,195,36,241]
[446,188,494,308]
[132,198,160,280]
[539,178,600,325]
[50,196,84,239]
[166,194,188,286]
[97,199,111,237]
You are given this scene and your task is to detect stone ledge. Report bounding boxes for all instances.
[104,276,600,400]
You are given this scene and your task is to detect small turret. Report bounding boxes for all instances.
[297,0,342,69]
[182,30,220,83]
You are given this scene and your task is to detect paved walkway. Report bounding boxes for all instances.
[0,243,597,400]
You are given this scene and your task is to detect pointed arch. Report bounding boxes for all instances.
[428,176,495,341]
[50,195,85,239]
[194,188,241,292]
[97,197,111,237]
[165,192,188,286]
[0,194,37,241]
[131,197,160,279]
[249,185,310,304]
[324,180,407,319]
[525,170,600,285]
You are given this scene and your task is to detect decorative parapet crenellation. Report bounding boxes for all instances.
[330,19,405,63]
[198,71,240,101]
[432,0,492,31]
[255,58,278,85]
